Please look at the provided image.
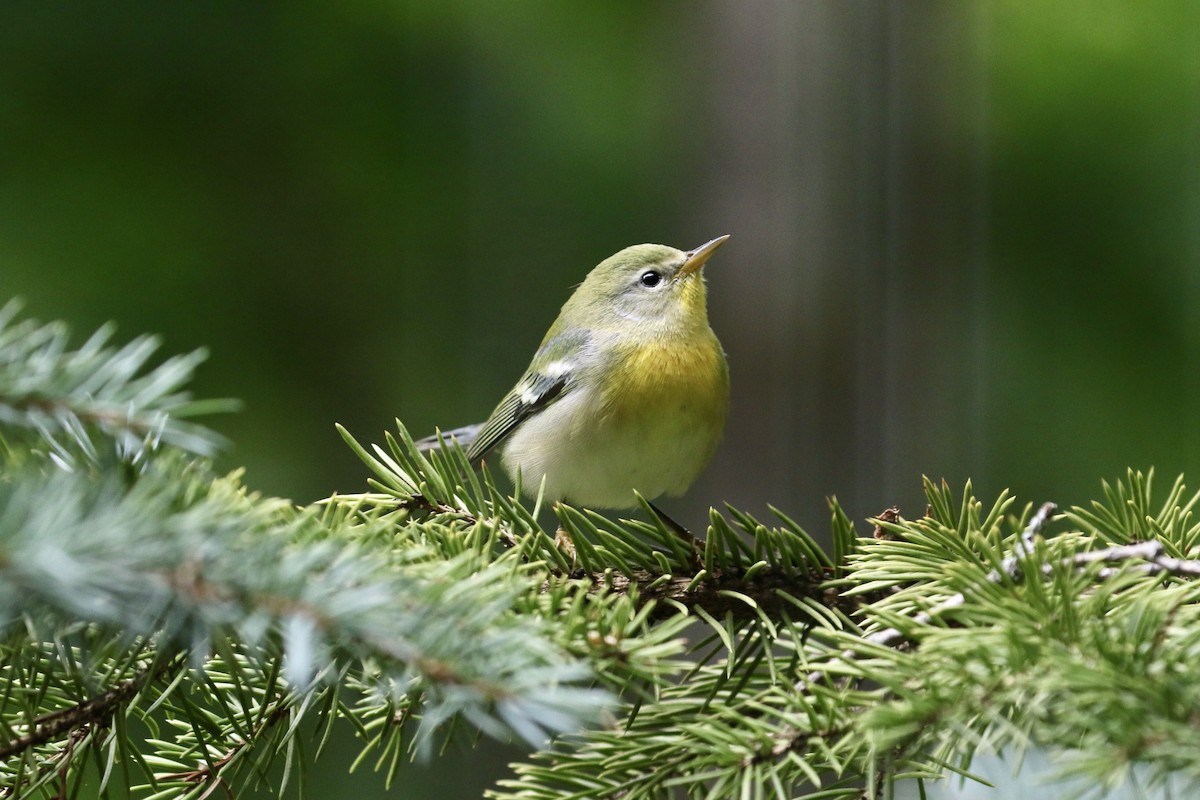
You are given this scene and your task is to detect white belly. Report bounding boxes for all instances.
[499,387,720,509]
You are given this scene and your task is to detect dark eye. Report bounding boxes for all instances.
[639,270,662,288]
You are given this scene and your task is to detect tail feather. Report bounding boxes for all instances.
[414,424,483,456]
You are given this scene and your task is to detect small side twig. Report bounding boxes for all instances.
[1071,539,1200,579]
[402,493,479,526]
[161,698,291,795]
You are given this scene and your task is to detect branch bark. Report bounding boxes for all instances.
[0,651,186,764]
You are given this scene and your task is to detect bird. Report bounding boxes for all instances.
[427,236,730,511]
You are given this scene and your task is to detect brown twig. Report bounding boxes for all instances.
[741,722,848,768]
[160,699,291,793]
[0,651,186,764]
[3,394,167,437]
[402,493,479,526]
[597,566,830,623]
[646,501,705,572]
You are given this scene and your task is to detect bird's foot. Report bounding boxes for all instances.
[554,525,577,562]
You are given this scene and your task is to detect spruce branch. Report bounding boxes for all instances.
[579,565,824,624]
[0,462,611,751]
[8,310,1200,799]
[863,499,1058,652]
[2,406,613,798]
[337,423,840,627]
[0,301,236,466]
[841,500,1200,663]
[1071,539,1200,578]
[495,475,1200,798]
[151,682,291,796]
[0,652,185,764]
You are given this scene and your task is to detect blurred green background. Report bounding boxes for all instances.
[3,1,1199,796]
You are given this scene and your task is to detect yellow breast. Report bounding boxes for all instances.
[602,335,729,426]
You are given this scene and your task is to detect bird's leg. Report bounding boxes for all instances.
[549,503,578,564]
[554,525,577,562]
[647,501,690,538]
[647,501,705,571]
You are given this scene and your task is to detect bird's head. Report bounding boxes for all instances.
[565,235,730,335]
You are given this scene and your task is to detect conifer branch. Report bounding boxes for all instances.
[1073,539,1200,578]
[853,502,1200,658]
[0,301,236,464]
[6,309,1200,799]
[864,500,1059,651]
[0,653,184,763]
[584,566,826,623]
[0,650,189,799]
[156,693,291,794]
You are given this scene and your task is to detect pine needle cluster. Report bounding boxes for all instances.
[1,301,1197,799]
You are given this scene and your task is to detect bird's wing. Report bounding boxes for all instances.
[465,330,585,463]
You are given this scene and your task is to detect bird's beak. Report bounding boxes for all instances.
[679,234,731,277]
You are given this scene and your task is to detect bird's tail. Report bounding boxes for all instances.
[414,423,483,456]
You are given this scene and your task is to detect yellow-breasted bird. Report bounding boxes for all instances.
[430,236,730,510]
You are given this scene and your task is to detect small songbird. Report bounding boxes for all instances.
[433,236,731,510]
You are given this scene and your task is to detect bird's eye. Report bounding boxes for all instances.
[639,270,662,288]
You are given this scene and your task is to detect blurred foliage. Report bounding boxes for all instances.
[979,1,1200,502]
